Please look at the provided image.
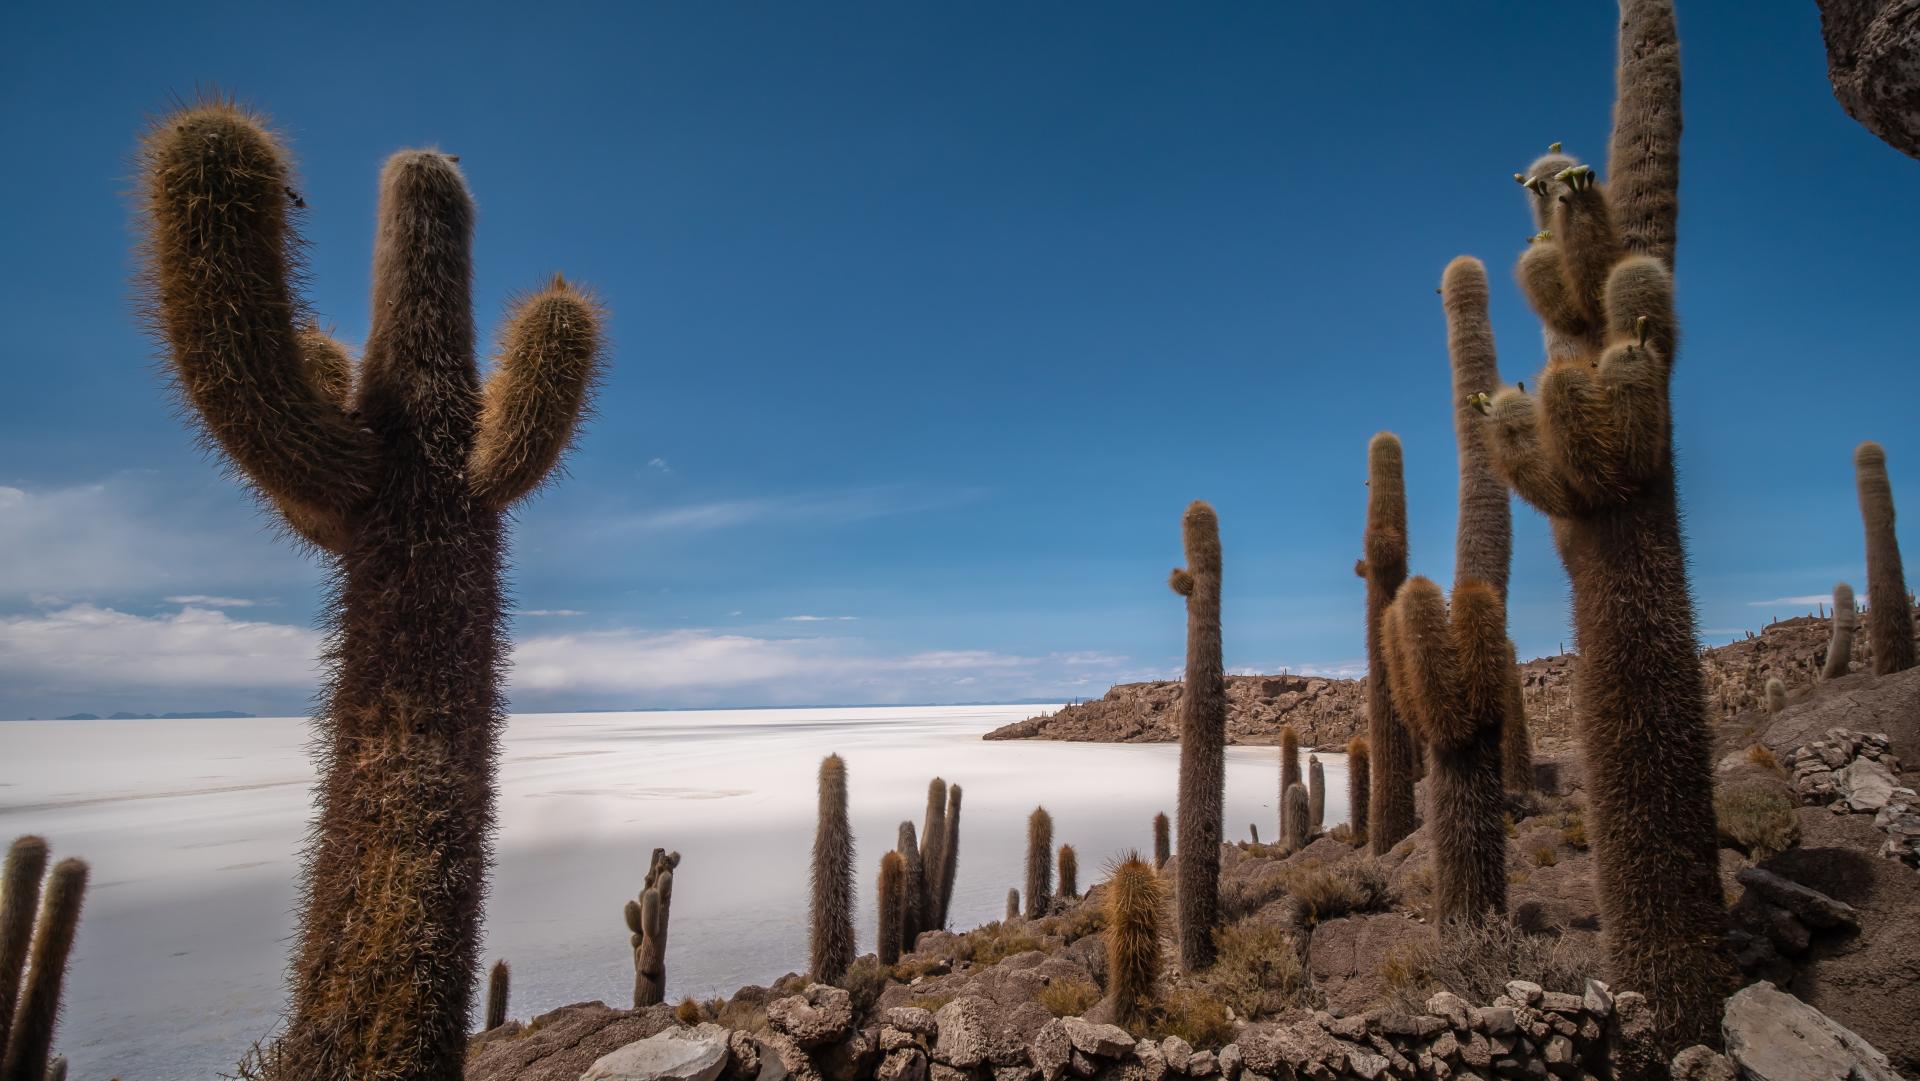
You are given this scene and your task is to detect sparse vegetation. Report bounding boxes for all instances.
[1278,860,1393,931]
[1037,977,1101,1017]
[1386,921,1601,1013]
[1147,986,1236,1047]
[1715,778,1801,859]
[1202,919,1316,1018]
[1530,846,1558,868]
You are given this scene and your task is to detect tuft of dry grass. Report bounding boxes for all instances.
[1279,859,1393,931]
[1715,778,1800,859]
[674,997,702,1025]
[1558,809,1588,850]
[1200,919,1316,1019]
[1383,921,1599,1011]
[1038,977,1101,1018]
[1530,846,1559,868]
[904,993,954,1013]
[1148,986,1236,1047]
[953,921,1049,966]
[1745,744,1783,775]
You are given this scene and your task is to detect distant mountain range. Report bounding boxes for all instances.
[47,710,255,721]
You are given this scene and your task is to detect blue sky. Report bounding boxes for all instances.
[1,2,1914,717]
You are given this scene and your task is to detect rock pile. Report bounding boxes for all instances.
[984,675,1364,748]
[1784,728,1918,868]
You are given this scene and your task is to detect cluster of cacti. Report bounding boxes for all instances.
[137,101,603,1078]
[1382,578,1510,925]
[920,779,948,927]
[1282,784,1310,852]
[810,755,855,984]
[1823,582,1858,679]
[484,961,509,1032]
[1168,501,1226,970]
[1057,845,1078,899]
[1359,434,1418,856]
[1346,738,1371,848]
[1308,756,1326,833]
[1278,726,1302,843]
[1855,442,1916,675]
[1764,677,1787,715]
[1104,854,1162,1030]
[1152,813,1171,871]
[625,848,680,1006]
[1024,808,1053,918]
[898,822,926,942]
[0,837,89,1081]
[876,852,906,966]
[1469,0,1734,1050]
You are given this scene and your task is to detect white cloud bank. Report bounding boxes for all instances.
[1746,595,1833,608]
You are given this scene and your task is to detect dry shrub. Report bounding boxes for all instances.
[1281,860,1393,931]
[842,955,889,1015]
[1037,977,1101,1018]
[1558,810,1588,850]
[954,921,1049,966]
[1148,986,1235,1047]
[1201,919,1316,1019]
[1745,744,1783,775]
[1530,846,1558,868]
[1715,778,1800,859]
[1327,823,1355,845]
[1385,921,1599,1011]
[674,997,703,1025]
[1219,864,1292,922]
[904,993,954,1013]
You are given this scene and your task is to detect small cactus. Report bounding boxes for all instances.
[810,754,855,984]
[1169,500,1226,970]
[1765,678,1787,715]
[1823,583,1857,679]
[1855,443,1916,675]
[1347,738,1372,848]
[0,839,87,1081]
[1025,808,1053,919]
[1308,756,1326,834]
[1249,823,1260,844]
[1152,813,1170,871]
[484,961,509,1032]
[1105,854,1163,1030]
[1283,784,1311,852]
[877,851,906,966]
[1278,726,1302,843]
[1006,888,1020,921]
[1057,844,1079,900]
[624,848,679,1007]
[935,784,962,929]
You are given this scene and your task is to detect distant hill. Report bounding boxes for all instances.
[52,710,255,721]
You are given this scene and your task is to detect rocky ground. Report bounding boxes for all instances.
[470,630,1920,1081]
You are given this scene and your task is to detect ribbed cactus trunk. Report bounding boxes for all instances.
[1346,739,1371,848]
[0,840,87,1081]
[810,755,855,984]
[1024,808,1053,919]
[0,837,48,1066]
[935,785,962,929]
[1361,435,1417,856]
[1278,727,1301,844]
[1105,854,1162,1030]
[625,849,678,1006]
[484,962,509,1032]
[1823,583,1857,679]
[1307,757,1326,834]
[1501,644,1534,793]
[1856,443,1916,675]
[898,822,925,946]
[919,779,947,929]
[1152,813,1170,871]
[877,852,905,966]
[1282,784,1310,853]
[1764,678,1787,715]
[1057,845,1078,900]
[1169,501,1225,971]
[1006,889,1019,921]
[137,103,603,1081]
[1476,1,1733,1050]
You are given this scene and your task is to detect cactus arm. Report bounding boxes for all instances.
[1536,364,1630,504]
[270,327,363,553]
[470,278,606,511]
[623,898,643,939]
[1549,172,1622,333]
[1606,0,1682,269]
[137,104,376,521]
[1384,577,1468,750]
[1482,391,1574,517]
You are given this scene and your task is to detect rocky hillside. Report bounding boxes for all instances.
[986,606,1915,748]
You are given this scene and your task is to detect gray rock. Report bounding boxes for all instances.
[1031,1020,1072,1081]
[1722,981,1898,1081]
[819,1028,880,1081]
[1133,1040,1168,1081]
[1838,757,1900,811]
[994,1066,1036,1081]
[760,1032,824,1081]
[1427,992,1473,1031]
[1346,1049,1391,1081]
[1160,1035,1193,1073]
[882,1029,920,1053]
[1540,1035,1576,1078]
[583,1023,733,1081]
[1536,992,1583,1016]
[1735,867,1862,930]
[877,1050,929,1081]
[931,1065,976,1081]
[1475,1008,1517,1037]
[1217,1043,1242,1081]
[768,985,855,1048]
[1503,982,1543,1007]
[1668,1046,1735,1081]
[725,1031,763,1081]
[1609,993,1662,1081]
[934,997,999,1068]
[1061,1017,1134,1059]
[1187,1050,1218,1078]
[889,1008,940,1038]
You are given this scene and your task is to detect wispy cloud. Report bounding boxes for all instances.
[163,595,264,608]
[519,609,585,617]
[1746,595,1832,608]
[781,615,858,622]
[591,485,986,538]
[646,458,672,475]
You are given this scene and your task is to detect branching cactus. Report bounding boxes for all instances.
[0,838,87,1081]
[1308,757,1326,834]
[919,779,947,929]
[877,852,905,966]
[1152,813,1171,871]
[1168,500,1225,970]
[1278,726,1302,843]
[810,755,854,984]
[136,102,604,1079]
[935,784,962,928]
[1823,583,1857,679]
[898,822,925,945]
[1282,784,1311,853]
[1381,578,1509,925]
[1855,443,1916,674]
[1057,844,1079,900]
[484,961,509,1032]
[624,849,679,1006]
[1346,738,1371,848]
[1359,434,1417,855]
[1024,808,1053,918]
[1472,0,1733,1049]
[1105,854,1162,1031]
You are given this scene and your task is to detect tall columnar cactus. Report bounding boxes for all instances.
[1006,889,1020,921]
[1249,824,1260,844]
[43,1058,65,1081]
[919,779,948,929]
[1057,845,1079,900]
[1764,678,1787,715]
[1105,854,1163,1031]
[1308,757,1326,834]
[876,852,905,966]
[897,822,925,947]
[810,755,855,984]
[137,103,604,1079]
[1381,578,1510,926]
[624,849,679,1007]
[1282,784,1311,853]
[1168,500,1226,970]
[1855,442,1916,675]
[1152,813,1171,871]
[1823,583,1857,679]
[1346,738,1371,848]
[935,784,962,928]
[0,841,87,1081]
[1024,808,1053,919]
[1474,0,1734,1049]
[1278,726,1302,843]
[1442,257,1532,795]
[484,961,509,1032]
[1359,434,1417,855]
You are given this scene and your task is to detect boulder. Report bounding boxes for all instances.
[583,1023,732,1081]
[933,996,999,1068]
[876,1049,928,1081]
[768,985,854,1048]
[888,1007,939,1038]
[1669,1046,1735,1081]
[1031,1020,1072,1081]
[1836,758,1901,812]
[1817,0,1920,159]
[1061,1017,1135,1059]
[1735,867,1861,929]
[466,1002,680,1081]
[1722,982,1897,1081]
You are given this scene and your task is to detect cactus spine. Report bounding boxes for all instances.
[1308,757,1326,833]
[1346,738,1371,848]
[1476,1,1733,1049]
[897,822,925,947]
[1057,844,1079,900]
[625,849,678,1006]
[935,785,962,929]
[1168,500,1226,971]
[1278,726,1302,843]
[1382,578,1510,926]
[1105,854,1163,1031]
[810,754,855,984]
[484,961,509,1032]
[1152,813,1171,871]
[137,103,603,1079]
[1006,889,1020,921]
[1024,808,1053,919]
[1764,678,1787,715]
[1823,583,1857,679]
[0,848,86,1081]
[876,851,905,966]
[1282,784,1311,853]
[919,779,947,930]
[1855,442,1916,675]
[1360,434,1418,855]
